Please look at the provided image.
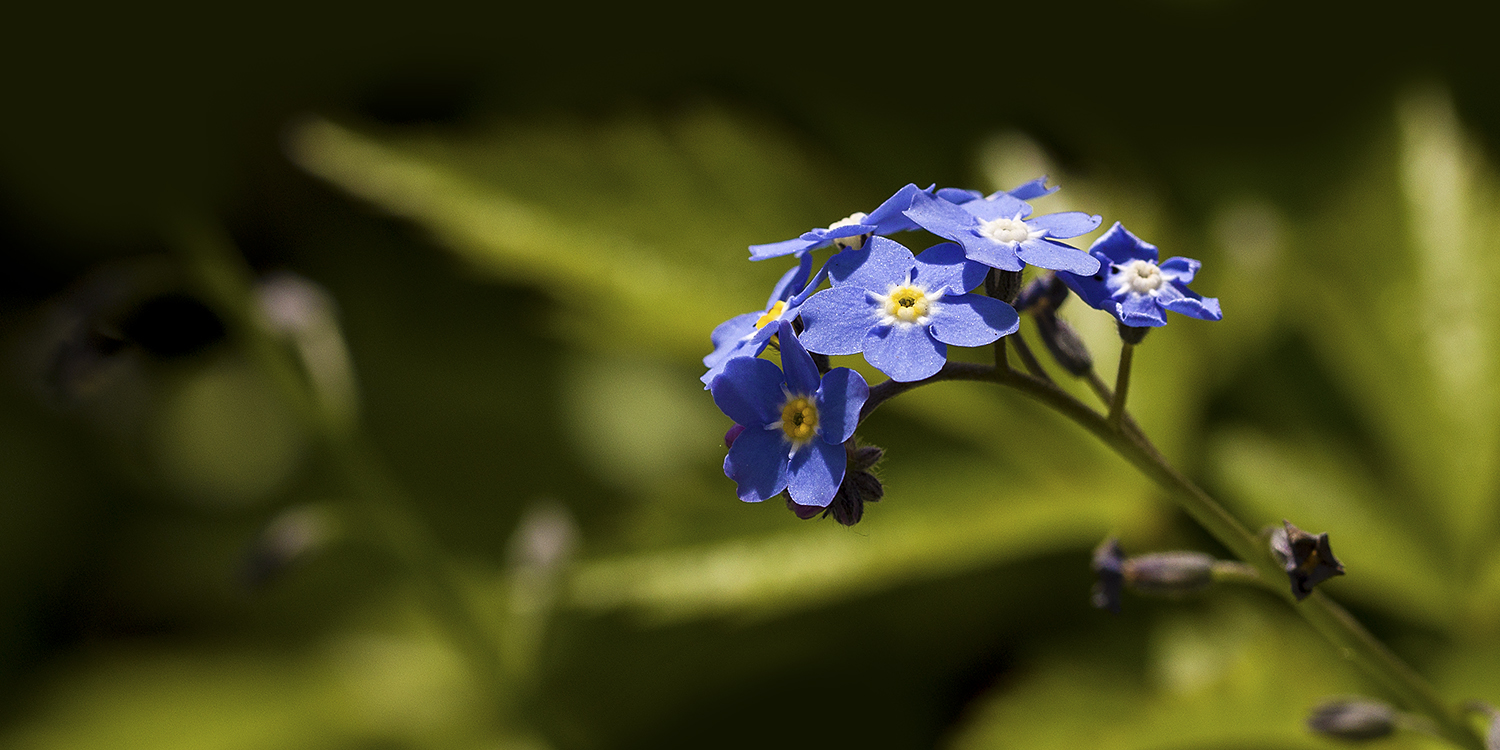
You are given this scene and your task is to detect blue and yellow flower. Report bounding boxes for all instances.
[710,321,869,507]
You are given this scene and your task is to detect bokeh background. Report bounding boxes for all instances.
[4,3,1500,748]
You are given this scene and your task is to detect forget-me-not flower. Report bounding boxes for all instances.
[748,183,933,261]
[710,321,869,507]
[1058,222,1222,328]
[903,184,1101,275]
[797,237,1020,382]
[700,254,812,388]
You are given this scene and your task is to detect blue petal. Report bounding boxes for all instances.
[705,312,761,367]
[1089,222,1158,264]
[1017,238,1102,275]
[724,427,791,503]
[936,187,984,203]
[822,223,878,240]
[1030,211,1102,239]
[767,253,815,306]
[711,356,787,425]
[787,438,845,507]
[929,295,1020,347]
[799,287,877,355]
[827,236,915,291]
[701,325,776,387]
[776,321,822,396]
[1158,256,1200,284]
[817,367,868,444]
[913,242,987,294]
[1058,259,1115,310]
[1118,293,1167,327]
[1157,282,1223,321]
[961,193,1030,222]
[862,183,931,235]
[864,324,947,382]
[961,236,1025,272]
[1003,176,1058,201]
[903,191,979,243]
[749,237,820,261]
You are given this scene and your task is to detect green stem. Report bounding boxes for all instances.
[860,360,1484,750]
[170,217,515,723]
[1010,333,1054,384]
[1109,342,1134,430]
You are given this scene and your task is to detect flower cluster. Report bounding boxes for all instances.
[702,179,1221,521]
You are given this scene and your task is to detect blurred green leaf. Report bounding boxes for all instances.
[948,595,1448,750]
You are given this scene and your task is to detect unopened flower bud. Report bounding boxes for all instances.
[1271,520,1345,601]
[1014,272,1071,313]
[1035,313,1094,376]
[1306,698,1397,741]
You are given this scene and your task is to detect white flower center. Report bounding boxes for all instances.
[873,278,942,327]
[828,212,868,231]
[829,211,871,250]
[977,215,1037,245]
[1113,259,1164,295]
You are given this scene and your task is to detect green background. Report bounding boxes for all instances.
[2,3,1499,748]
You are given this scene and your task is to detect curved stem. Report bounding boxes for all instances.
[859,357,1484,750]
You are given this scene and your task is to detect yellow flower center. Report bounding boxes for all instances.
[755,300,786,329]
[882,285,931,324]
[780,396,819,444]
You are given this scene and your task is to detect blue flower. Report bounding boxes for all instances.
[797,237,1020,382]
[710,321,869,507]
[700,254,812,388]
[748,183,933,261]
[902,181,1101,275]
[1058,222,1222,328]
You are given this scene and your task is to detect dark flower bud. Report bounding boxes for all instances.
[1271,520,1346,601]
[724,424,745,449]
[1306,698,1397,741]
[1035,313,1094,376]
[985,268,1024,304]
[1015,272,1071,313]
[1091,538,1125,613]
[849,444,884,472]
[1116,321,1150,345]
[1123,551,1216,597]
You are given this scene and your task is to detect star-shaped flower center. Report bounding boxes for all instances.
[1114,259,1164,295]
[779,395,819,445]
[874,281,941,327]
[977,215,1036,245]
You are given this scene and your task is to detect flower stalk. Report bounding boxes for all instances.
[856,345,1484,750]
